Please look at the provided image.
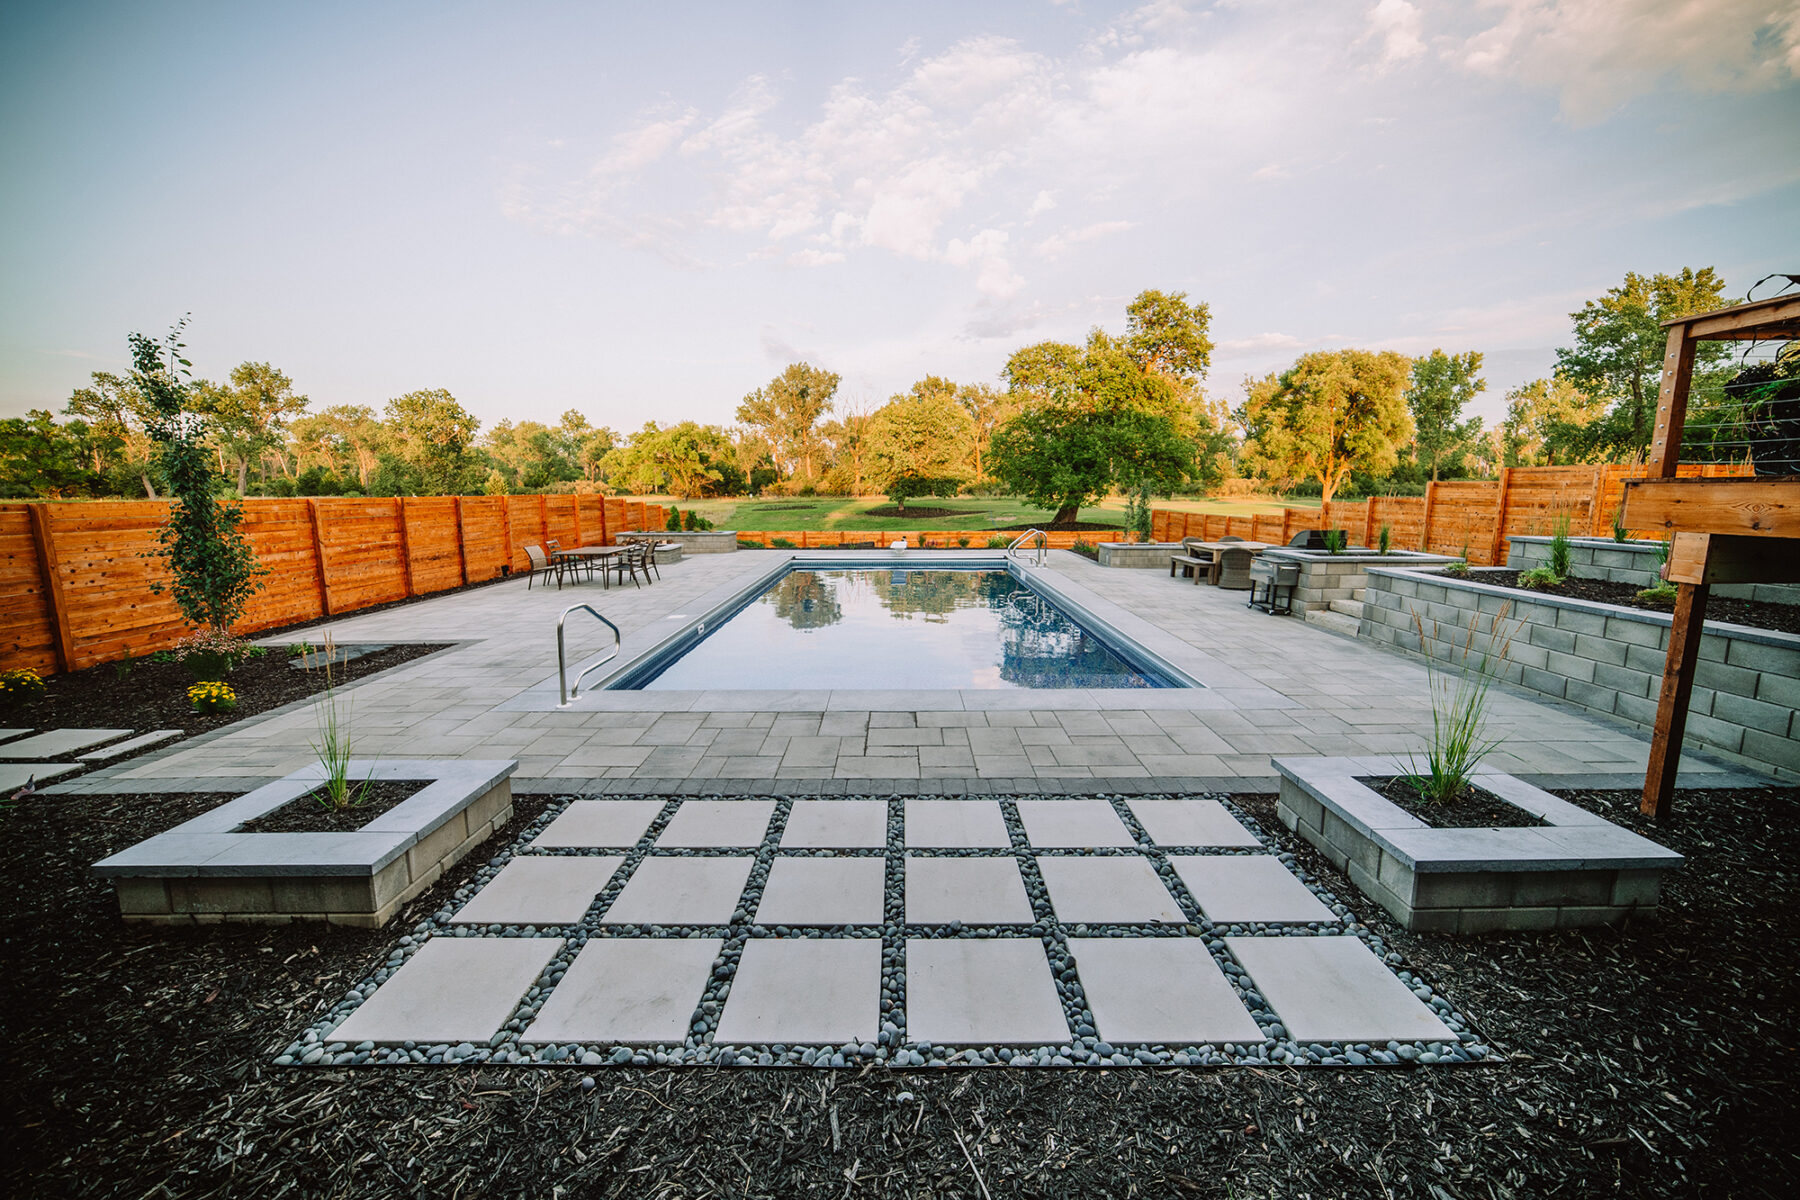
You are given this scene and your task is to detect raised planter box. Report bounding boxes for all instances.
[614,530,736,554]
[1097,541,1178,568]
[1358,566,1800,779]
[92,760,517,928]
[1275,756,1683,933]
[1258,547,1459,613]
[1507,535,1800,605]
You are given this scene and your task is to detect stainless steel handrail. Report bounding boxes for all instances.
[1006,528,1047,566]
[557,603,622,706]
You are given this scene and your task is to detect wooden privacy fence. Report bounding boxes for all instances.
[731,529,1118,550]
[4,495,666,676]
[1152,463,1750,567]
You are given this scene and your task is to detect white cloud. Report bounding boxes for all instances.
[1218,332,1304,353]
[1367,0,1426,67]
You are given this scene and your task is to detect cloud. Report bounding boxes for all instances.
[1218,332,1304,353]
[1033,219,1135,259]
[1367,0,1426,67]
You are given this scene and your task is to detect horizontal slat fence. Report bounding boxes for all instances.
[3,495,664,675]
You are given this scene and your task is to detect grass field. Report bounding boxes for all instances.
[623,493,1318,532]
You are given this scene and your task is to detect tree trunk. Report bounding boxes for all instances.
[140,473,157,500]
[236,457,250,495]
[1051,502,1079,525]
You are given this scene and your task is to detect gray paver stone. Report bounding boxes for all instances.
[532,800,665,848]
[602,857,755,925]
[0,762,80,790]
[905,856,1034,924]
[713,938,881,1044]
[0,729,131,758]
[450,856,624,925]
[755,857,886,925]
[1067,937,1264,1044]
[780,800,888,848]
[905,800,1010,848]
[1226,935,1454,1043]
[332,936,562,1044]
[1128,798,1261,847]
[1036,856,1185,923]
[524,937,721,1044]
[905,938,1070,1046]
[656,800,776,847]
[1014,799,1136,847]
[1171,855,1338,924]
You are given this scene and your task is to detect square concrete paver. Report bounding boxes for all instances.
[906,939,1070,1046]
[714,938,881,1044]
[523,937,721,1045]
[656,800,777,848]
[332,937,561,1044]
[602,857,755,925]
[450,856,624,925]
[1129,799,1262,848]
[1036,856,1184,923]
[905,800,1011,848]
[533,800,665,848]
[1015,800,1136,848]
[781,800,888,848]
[906,857,1034,925]
[0,728,131,758]
[1068,938,1264,1045]
[1227,935,1456,1043]
[0,762,78,790]
[0,730,31,743]
[1170,855,1339,924]
[755,857,886,925]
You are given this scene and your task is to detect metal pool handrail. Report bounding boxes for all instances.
[557,603,621,706]
[1007,528,1047,566]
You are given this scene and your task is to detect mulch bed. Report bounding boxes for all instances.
[1482,569,1800,635]
[991,520,1128,532]
[860,505,982,520]
[1359,774,1548,828]
[237,780,426,834]
[3,781,1795,1197]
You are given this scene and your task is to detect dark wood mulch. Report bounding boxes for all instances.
[237,780,426,834]
[991,520,1128,532]
[860,505,982,520]
[1359,774,1549,828]
[2,782,1795,1198]
[1483,569,1800,634]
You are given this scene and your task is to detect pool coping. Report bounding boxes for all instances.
[499,552,1295,714]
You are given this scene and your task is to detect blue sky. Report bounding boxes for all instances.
[3,0,1796,431]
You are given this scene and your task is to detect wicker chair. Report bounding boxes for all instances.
[1214,546,1255,590]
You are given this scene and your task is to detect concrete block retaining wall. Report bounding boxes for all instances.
[1097,542,1182,568]
[1259,549,1459,613]
[1508,535,1800,605]
[1358,567,1800,780]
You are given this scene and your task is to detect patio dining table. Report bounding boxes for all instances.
[1188,540,1271,587]
[549,544,629,588]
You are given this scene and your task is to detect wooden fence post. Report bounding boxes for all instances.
[500,497,514,574]
[454,497,469,586]
[26,503,76,673]
[1489,468,1514,565]
[1363,499,1377,549]
[1420,482,1437,551]
[306,499,333,616]
[571,496,585,547]
[395,497,415,597]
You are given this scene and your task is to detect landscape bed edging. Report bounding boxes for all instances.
[1274,755,1684,933]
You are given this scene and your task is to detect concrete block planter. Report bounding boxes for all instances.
[615,530,736,554]
[1274,756,1683,933]
[92,760,517,928]
[1508,535,1800,605]
[1097,541,1180,568]
[1258,548,1459,613]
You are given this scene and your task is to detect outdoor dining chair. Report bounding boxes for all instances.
[1215,546,1255,590]
[608,542,646,589]
[523,544,563,590]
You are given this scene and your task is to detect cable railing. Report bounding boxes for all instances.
[557,603,621,706]
[1006,528,1047,566]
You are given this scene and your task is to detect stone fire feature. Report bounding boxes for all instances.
[1274,756,1682,933]
[92,760,517,928]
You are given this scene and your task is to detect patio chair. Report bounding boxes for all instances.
[1217,534,1245,542]
[545,537,594,584]
[608,542,645,589]
[1170,537,1213,584]
[523,544,563,590]
[1215,546,1255,590]
[643,541,668,581]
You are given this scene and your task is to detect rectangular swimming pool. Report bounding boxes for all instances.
[614,567,1178,690]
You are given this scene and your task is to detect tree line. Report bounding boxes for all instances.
[0,268,1744,516]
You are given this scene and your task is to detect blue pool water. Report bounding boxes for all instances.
[627,568,1174,690]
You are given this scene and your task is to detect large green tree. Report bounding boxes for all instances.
[0,410,97,498]
[1500,377,1607,466]
[65,370,159,496]
[1405,349,1486,481]
[1239,349,1413,503]
[383,389,481,494]
[1554,267,1731,458]
[1125,289,1214,382]
[737,362,839,482]
[865,377,976,489]
[196,362,310,493]
[601,421,735,498]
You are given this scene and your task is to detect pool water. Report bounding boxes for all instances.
[632,569,1173,690]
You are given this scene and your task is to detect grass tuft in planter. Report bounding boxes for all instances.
[1403,602,1519,805]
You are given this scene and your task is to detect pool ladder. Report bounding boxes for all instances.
[1006,528,1047,566]
[557,603,621,706]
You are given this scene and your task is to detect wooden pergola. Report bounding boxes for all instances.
[1620,291,1800,818]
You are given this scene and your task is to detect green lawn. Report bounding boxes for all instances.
[624,493,1315,532]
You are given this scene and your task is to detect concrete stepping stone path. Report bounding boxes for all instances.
[0,728,132,758]
[292,793,1485,1070]
[0,762,79,791]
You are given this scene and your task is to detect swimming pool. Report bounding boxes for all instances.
[614,566,1178,690]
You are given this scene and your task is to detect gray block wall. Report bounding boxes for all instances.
[1358,567,1800,780]
[1261,550,1458,613]
[1509,536,1800,605]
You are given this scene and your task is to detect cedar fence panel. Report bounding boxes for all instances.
[0,506,58,674]
[402,498,464,594]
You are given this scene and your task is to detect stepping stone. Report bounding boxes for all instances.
[905,857,1034,925]
[1129,799,1261,848]
[1226,935,1455,1043]
[1015,800,1136,848]
[1170,855,1338,924]
[714,938,881,1044]
[755,857,886,925]
[601,857,754,925]
[331,936,561,1044]
[1067,938,1263,1045]
[1036,856,1184,923]
[905,799,1010,849]
[0,762,78,791]
[781,800,888,848]
[532,800,664,848]
[524,937,721,1045]
[0,729,130,759]
[656,800,776,848]
[76,730,184,762]
[449,856,623,926]
[905,939,1069,1046]
[0,729,32,743]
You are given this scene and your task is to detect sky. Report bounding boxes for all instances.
[2,0,1797,434]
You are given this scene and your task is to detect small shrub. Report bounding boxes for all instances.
[148,650,178,664]
[684,510,712,531]
[1548,512,1573,579]
[1,668,47,709]
[175,628,254,681]
[1612,507,1631,543]
[1323,529,1346,555]
[666,505,682,531]
[737,539,764,550]
[1638,582,1678,608]
[771,537,797,548]
[957,536,971,548]
[187,680,237,713]
[1377,523,1392,555]
[1440,561,1470,578]
[1518,565,1562,590]
[986,535,1011,549]
[287,642,315,657]
[1071,539,1099,560]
